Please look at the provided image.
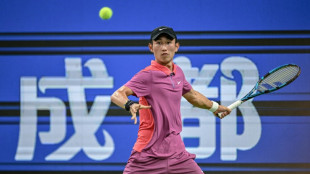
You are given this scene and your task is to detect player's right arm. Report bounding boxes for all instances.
[111,86,151,124]
[183,89,231,118]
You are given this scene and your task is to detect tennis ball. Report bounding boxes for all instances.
[99,7,113,20]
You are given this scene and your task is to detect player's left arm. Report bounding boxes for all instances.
[111,86,151,124]
[183,89,231,118]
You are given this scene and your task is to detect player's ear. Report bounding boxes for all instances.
[148,43,154,53]
[175,42,180,53]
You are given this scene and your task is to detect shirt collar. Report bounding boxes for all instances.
[151,60,177,76]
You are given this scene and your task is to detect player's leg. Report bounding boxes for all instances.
[123,150,168,174]
[168,151,204,174]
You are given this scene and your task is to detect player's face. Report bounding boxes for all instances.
[149,36,179,66]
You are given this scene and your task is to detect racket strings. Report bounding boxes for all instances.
[258,65,300,91]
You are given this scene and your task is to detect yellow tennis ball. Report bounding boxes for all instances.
[99,7,113,20]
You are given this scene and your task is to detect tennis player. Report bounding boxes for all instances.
[111,26,231,174]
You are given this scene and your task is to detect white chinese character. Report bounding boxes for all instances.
[16,58,114,161]
[175,56,262,160]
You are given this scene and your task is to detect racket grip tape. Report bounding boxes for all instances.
[217,100,243,118]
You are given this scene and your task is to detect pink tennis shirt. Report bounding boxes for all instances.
[125,60,192,158]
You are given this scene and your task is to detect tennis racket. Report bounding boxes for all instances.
[218,64,301,118]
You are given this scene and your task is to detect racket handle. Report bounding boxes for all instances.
[217,100,243,118]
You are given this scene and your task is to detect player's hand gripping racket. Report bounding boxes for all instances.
[218,64,301,118]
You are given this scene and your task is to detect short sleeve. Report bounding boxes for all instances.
[178,67,192,95]
[182,79,192,95]
[124,70,151,97]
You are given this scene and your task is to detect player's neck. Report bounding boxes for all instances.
[165,63,173,72]
[155,60,173,72]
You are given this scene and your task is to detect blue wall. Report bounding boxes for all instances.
[1,0,310,32]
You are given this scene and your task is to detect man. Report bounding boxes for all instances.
[111,26,231,174]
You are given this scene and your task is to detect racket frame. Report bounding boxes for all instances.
[218,64,301,118]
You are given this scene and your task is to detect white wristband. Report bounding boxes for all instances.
[209,101,219,112]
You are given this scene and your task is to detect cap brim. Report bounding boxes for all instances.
[151,31,176,40]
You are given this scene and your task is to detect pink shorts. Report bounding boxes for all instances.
[123,150,204,174]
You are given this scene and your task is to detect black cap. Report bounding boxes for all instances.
[150,26,177,41]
